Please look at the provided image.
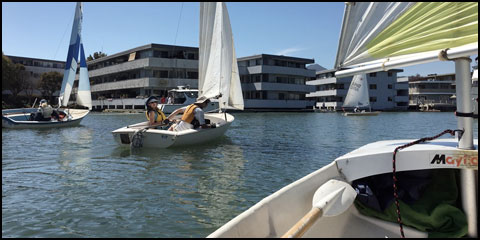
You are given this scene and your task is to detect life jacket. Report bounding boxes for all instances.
[181,104,198,123]
[146,108,167,123]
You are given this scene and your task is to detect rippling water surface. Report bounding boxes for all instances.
[2,112,477,237]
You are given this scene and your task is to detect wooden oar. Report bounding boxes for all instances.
[281,179,357,238]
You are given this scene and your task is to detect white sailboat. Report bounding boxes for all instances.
[2,2,91,129]
[112,2,243,148]
[209,2,477,238]
[342,74,380,116]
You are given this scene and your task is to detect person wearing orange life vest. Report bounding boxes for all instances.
[168,96,215,131]
[145,96,170,128]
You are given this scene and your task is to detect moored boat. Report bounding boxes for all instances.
[159,86,218,114]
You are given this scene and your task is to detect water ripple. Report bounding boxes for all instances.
[2,112,477,237]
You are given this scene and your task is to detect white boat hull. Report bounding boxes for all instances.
[2,109,89,129]
[112,112,234,148]
[343,111,380,116]
[208,138,478,238]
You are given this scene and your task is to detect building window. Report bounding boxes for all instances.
[370,97,377,102]
[187,71,198,79]
[369,72,376,77]
[388,84,393,89]
[388,96,393,101]
[388,72,393,77]
[369,84,377,89]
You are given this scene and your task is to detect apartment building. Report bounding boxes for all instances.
[4,55,65,98]
[84,43,199,110]
[407,73,456,111]
[237,54,316,110]
[306,69,408,111]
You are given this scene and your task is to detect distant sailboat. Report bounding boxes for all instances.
[342,74,380,116]
[2,2,91,129]
[112,2,243,148]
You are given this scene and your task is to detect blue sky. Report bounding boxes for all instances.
[2,2,477,77]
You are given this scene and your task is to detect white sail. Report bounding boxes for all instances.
[59,2,83,107]
[199,2,244,111]
[342,74,369,108]
[76,40,92,110]
[335,2,478,77]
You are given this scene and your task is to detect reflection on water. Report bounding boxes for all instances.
[2,112,477,237]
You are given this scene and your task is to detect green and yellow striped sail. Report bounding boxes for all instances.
[335,2,478,69]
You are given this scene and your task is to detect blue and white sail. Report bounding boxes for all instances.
[76,40,92,109]
[59,2,91,110]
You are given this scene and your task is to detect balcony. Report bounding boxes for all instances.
[244,99,313,109]
[244,65,315,77]
[91,77,198,92]
[87,57,197,78]
[306,89,348,97]
[242,82,315,93]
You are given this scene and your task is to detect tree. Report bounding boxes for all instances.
[2,53,14,90]
[87,51,107,61]
[40,71,63,103]
[8,63,29,100]
[3,53,30,106]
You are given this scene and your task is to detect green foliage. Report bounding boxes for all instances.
[2,53,14,90]
[40,71,63,103]
[2,53,32,107]
[87,51,107,61]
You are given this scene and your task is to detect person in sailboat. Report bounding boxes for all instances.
[168,96,215,131]
[145,96,170,128]
[30,99,59,121]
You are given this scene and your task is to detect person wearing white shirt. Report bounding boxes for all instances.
[168,96,215,131]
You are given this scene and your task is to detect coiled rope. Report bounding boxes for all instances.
[392,129,464,238]
[131,128,148,148]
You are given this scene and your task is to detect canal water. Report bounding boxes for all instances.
[2,112,478,237]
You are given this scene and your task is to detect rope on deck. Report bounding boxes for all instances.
[392,129,463,238]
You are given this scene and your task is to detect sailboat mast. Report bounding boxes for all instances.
[453,57,477,238]
[218,2,224,114]
[454,58,474,149]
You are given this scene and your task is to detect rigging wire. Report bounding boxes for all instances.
[167,2,184,97]
[53,8,74,60]
[173,2,184,46]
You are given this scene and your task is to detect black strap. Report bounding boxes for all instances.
[455,111,474,118]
